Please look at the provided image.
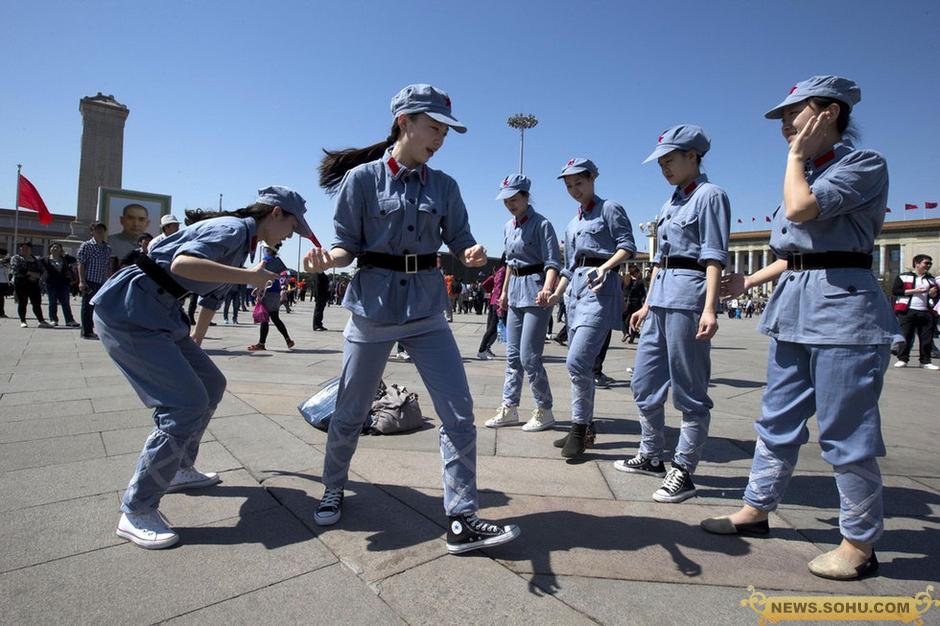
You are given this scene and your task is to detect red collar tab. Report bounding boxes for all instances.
[682,181,698,196]
[386,156,427,184]
[514,214,529,228]
[578,200,596,220]
[812,150,836,169]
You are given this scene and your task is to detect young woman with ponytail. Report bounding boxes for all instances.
[304,84,521,554]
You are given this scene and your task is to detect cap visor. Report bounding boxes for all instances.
[426,111,467,134]
[556,167,589,179]
[642,145,679,164]
[763,104,786,119]
[294,218,316,244]
[495,188,521,200]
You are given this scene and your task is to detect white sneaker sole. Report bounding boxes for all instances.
[447,525,521,554]
[652,488,697,503]
[116,528,179,549]
[484,418,521,428]
[314,509,341,527]
[165,473,221,493]
[521,420,555,432]
[613,460,666,477]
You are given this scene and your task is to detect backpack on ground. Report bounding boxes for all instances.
[365,383,426,435]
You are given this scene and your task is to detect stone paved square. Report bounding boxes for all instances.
[1,301,938,624]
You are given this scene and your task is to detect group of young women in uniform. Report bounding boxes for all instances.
[94,75,899,581]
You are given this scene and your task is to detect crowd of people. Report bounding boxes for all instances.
[5,76,940,583]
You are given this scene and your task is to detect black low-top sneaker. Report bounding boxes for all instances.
[653,464,697,503]
[446,513,521,554]
[314,487,343,526]
[613,454,667,477]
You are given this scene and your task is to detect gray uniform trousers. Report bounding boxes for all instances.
[322,327,478,516]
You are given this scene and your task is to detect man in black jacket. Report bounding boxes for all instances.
[892,254,939,369]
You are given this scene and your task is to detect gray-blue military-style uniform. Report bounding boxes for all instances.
[632,174,731,473]
[323,150,481,516]
[91,216,257,514]
[502,205,561,409]
[745,140,899,543]
[560,195,636,425]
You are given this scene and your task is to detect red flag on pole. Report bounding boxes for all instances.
[765,216,772,222]
[17,174,53,225]
[925,202,938,209]
[905,203,919,210]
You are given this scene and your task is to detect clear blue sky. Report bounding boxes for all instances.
[3,0,939,267]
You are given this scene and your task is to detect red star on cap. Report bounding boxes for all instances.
[658,134,664,143]
[789,85,797,94]
[566,159,576,167]
[502,177,510,187]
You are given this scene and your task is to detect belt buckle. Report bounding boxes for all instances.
[405,253,418,274]
[791,253,804,271]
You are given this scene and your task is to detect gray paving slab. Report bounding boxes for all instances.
[264,472,448,583]
[0,431,106,472]
[207,413,322,479]
[0,492,121,573]
[531,575,762,626]
[0,508,335,624]
[0,398,94,423]
[349,447,615,500]
[0,383,132,406]
[0,453,139,512]
[166,563,403,625]
[0,408,152,444]
[375,555,593,625]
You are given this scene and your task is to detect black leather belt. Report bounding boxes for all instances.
[509,263,545,277]
[576,257,605,268]
[136,255,190,300]
[784,252,873,271]
[660,256,706,272]
[357,252,437,273]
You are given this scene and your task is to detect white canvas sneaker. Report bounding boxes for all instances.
[522,407,555,432]
[166,467,221,493]
[485,405,520,428]
[116,510,179,549]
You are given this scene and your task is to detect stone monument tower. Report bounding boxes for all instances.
[70,93,129,239]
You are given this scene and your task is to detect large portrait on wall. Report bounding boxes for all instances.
[97,188,172,261]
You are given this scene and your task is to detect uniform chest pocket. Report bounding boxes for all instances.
[578,220,607,241]
[370,198,403,219]
[676,207,701,227]
[416,200,445,233]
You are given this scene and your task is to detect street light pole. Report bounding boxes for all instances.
[507,114,538,175]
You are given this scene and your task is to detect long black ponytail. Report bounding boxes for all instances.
[318,118,409,195]
[183,203,275,226]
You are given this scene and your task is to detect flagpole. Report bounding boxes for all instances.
[14,164,22,248]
